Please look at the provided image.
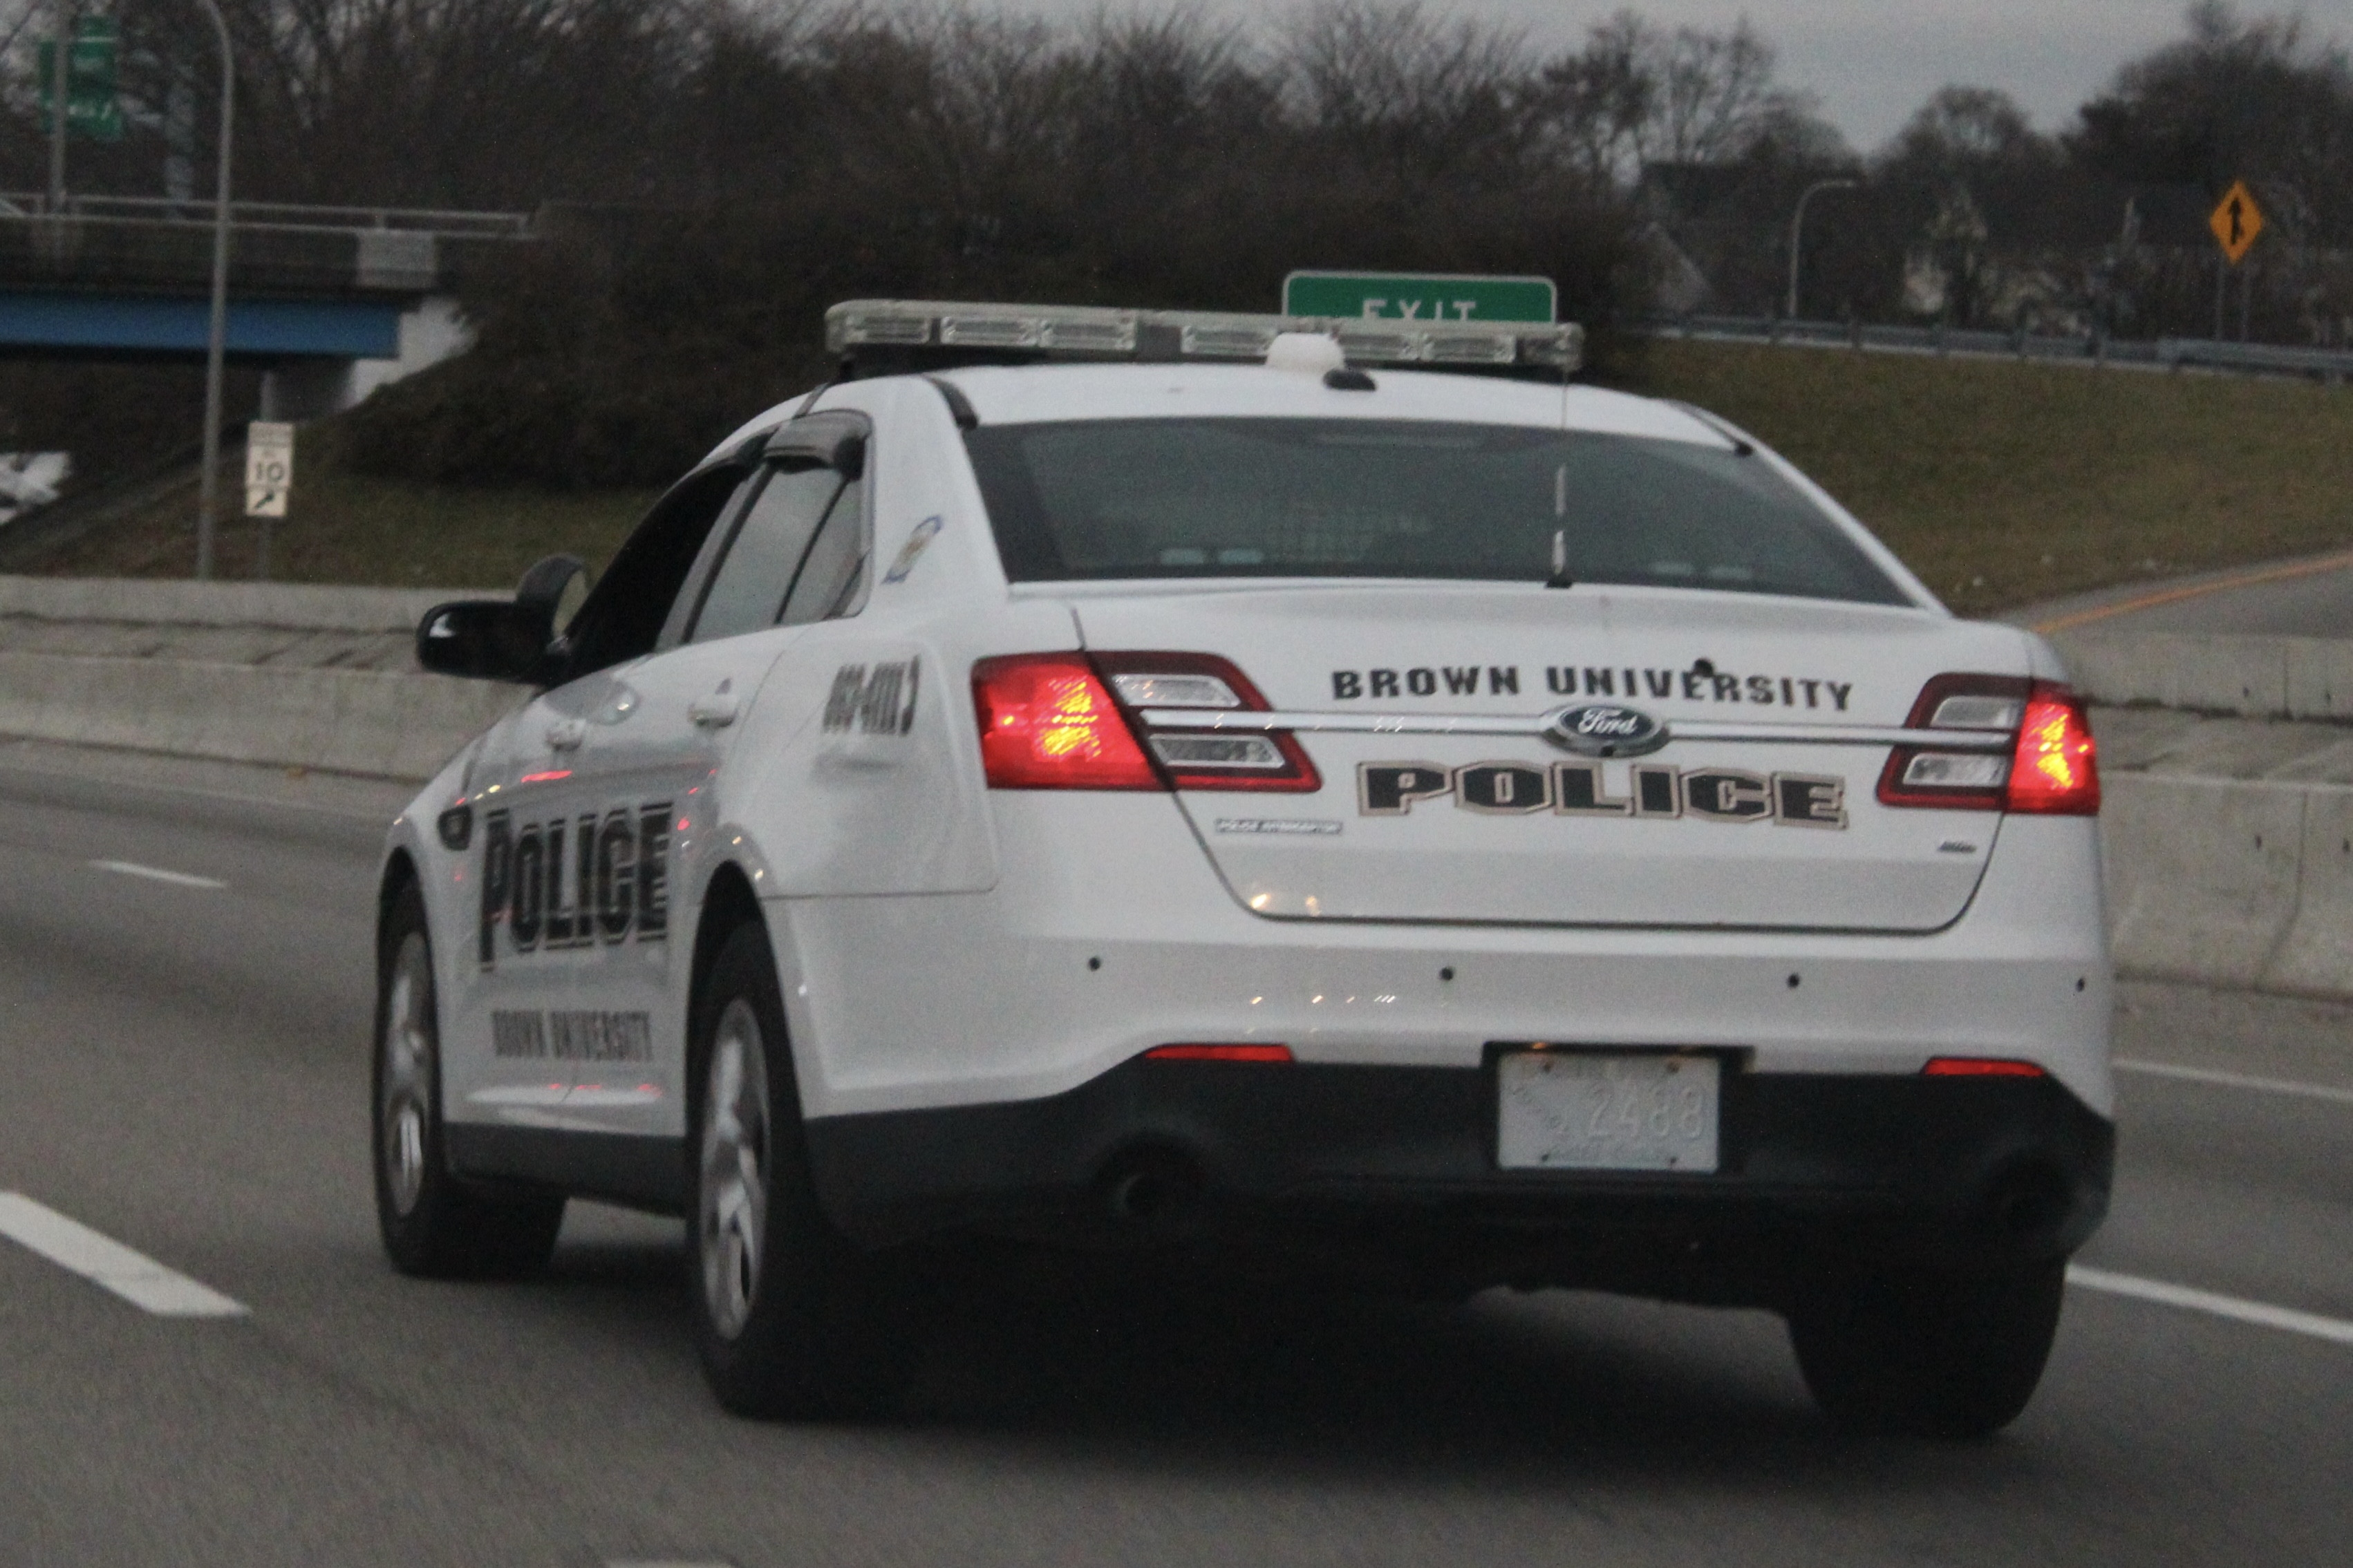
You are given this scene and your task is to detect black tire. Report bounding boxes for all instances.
[373,878,565,1279]
[1788,1256,2067,1439]
[688,920,915,1419]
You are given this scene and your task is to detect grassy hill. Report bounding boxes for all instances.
[1629,339,2353,616]
[15,421,655,592]
[18,341,2353,614]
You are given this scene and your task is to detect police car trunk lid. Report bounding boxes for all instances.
[1069,585,2026,932]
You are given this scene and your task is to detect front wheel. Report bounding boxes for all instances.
[373,880,565,1278]
[689,921,915,1419]
[1787,1257,2066,1438]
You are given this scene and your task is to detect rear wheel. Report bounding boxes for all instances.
[1787,1256,2066,1438]
[373,880,565,1278]
[689,920,915,1419]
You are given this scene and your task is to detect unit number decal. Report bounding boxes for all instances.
[823,658,920,735]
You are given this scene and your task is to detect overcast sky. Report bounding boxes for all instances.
[999,1,2353,152]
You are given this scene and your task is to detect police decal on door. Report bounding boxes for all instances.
[478,802,673,966]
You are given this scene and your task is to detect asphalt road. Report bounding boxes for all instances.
[2011,547,2353,637]
[3,750,2350,1567]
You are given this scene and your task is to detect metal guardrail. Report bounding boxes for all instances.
[1641,314,2353,385]
[0,195,535,298]
[0,192,532,240]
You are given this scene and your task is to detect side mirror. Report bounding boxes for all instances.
[415,600,553,683]
[514,553,588,619]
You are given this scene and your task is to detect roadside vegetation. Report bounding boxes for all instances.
[1629,340,2353,614]
[18,422,654,589]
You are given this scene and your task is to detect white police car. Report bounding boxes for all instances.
[375,299,2110,1435]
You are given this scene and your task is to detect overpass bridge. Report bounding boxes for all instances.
[0,194,533,417]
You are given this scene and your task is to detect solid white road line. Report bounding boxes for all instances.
[88,858,229,891]
[2068,1265,2353,1348]
[2113,1057,2353,1108]
[0,1193,247,1318]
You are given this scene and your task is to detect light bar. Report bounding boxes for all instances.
[826,299,1582,374]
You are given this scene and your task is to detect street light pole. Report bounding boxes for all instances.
[48,0,71,214]
[1787,177,1859,321]
[192,0,234,580]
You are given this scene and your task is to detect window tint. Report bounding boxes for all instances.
[561,465,756,677]
[780,474,868,626]
[965,418,1906,606]
[692,463,842,643]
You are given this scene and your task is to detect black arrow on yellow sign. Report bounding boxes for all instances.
[2210,180,2265,265]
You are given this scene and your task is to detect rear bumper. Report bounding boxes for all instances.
[803,1057,2114,1298]
[769,798,2115,1123]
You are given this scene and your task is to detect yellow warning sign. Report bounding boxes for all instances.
[2210,180,2264,265]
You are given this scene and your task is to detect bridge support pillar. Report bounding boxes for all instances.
[258,295,471,422]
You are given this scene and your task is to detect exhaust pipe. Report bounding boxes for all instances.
[1978,1160,2073,1247]
[1098,1147,1203,1227]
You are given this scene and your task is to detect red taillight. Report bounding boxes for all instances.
[1879,674,2098,816]
[970,650,1321,793]
[2006,687,2101,815]
[1922,1057,2047,1077]
[1143,1043,1294,1062]
[971,654,1161,790]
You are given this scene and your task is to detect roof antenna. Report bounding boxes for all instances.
[1546,460,1573,588]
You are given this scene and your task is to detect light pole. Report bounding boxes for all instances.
[1786,177,1859,321]
[191,0,234,580]
[47,0,70,214]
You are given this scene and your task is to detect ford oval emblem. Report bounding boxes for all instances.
[1541,703,1669,758]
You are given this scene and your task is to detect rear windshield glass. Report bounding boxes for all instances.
[966,417,1907,605]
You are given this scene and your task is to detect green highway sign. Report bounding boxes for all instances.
[1283,271,1557,324]
[36,17,124,143]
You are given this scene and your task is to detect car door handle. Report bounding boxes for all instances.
[688,695,740,728]
[544,719,587,751]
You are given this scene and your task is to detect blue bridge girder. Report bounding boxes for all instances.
[0,291,402,360]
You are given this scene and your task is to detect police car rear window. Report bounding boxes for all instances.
[966,418,1907,605]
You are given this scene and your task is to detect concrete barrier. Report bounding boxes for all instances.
[2102,775,2311,988]
[0,573,500,632]
[2265,788,2353,994]
[2101,772,2353,996]
[0,650,522,780]
[2054,630,2353,721]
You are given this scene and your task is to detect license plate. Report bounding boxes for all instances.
[1496,1050,1721,1173]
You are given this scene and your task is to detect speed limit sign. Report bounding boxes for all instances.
[244,422,294,518]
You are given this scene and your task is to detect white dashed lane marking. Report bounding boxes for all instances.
[2114,1057,2353,1109]
[0,1193,247,1318]
[2069,1267,2353,1349]
[88,859,229,891]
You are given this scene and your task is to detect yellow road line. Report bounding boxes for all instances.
[2032,549,2353,633]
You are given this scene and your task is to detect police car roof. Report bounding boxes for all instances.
[711,362,1736,460]
[929,361,1732,445]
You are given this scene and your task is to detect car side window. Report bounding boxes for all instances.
[780,473,868,626]
[691,462,842,643]
[559,464,756,679]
